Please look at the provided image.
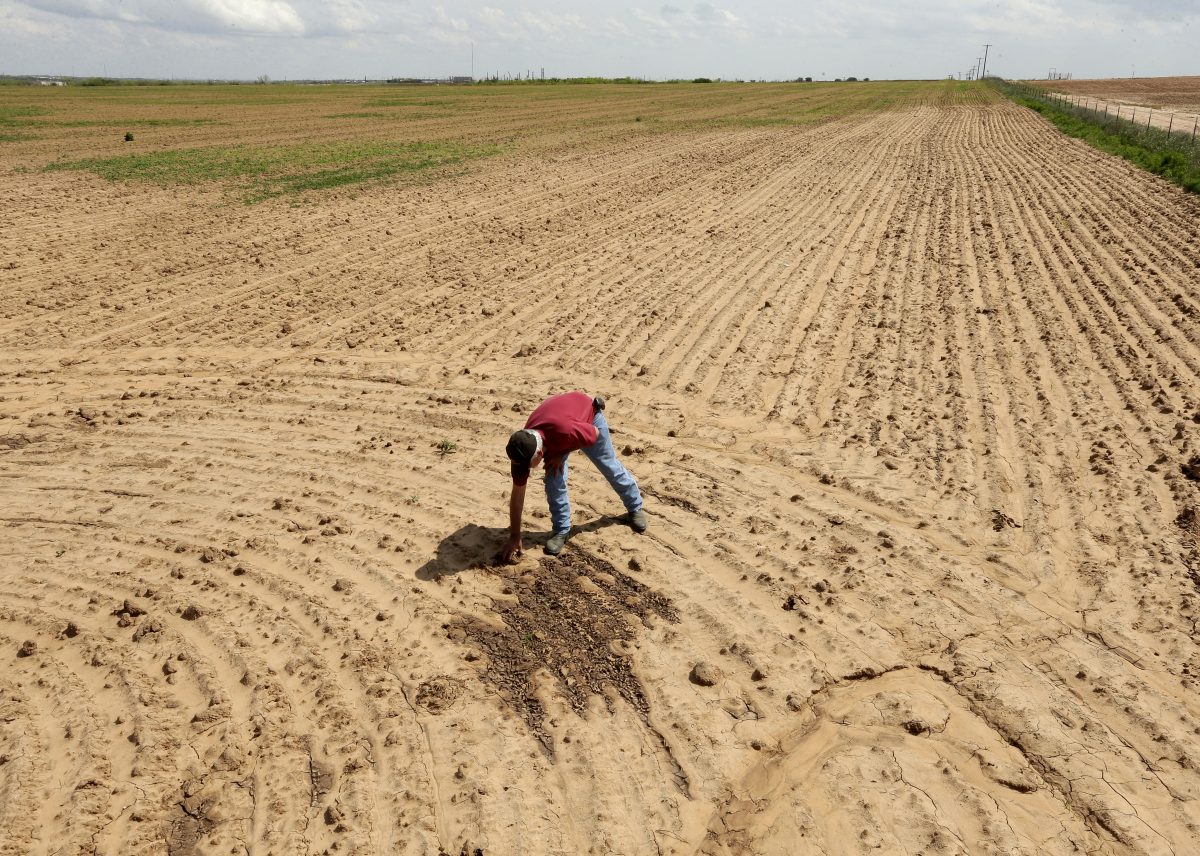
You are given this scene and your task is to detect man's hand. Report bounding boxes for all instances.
[544,455,564,476]
[505,481,527,563]
[501,534,523,563]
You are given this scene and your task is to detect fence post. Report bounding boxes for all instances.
[1193,117,1198,143]
[1147,110,1152,130]
[1168,113,1173,135]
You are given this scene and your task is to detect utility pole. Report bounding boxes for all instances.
[471,42,474,80]
[976,57,983,80]
[981,44,991,79]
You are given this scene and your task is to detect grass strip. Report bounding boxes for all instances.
[322,111,448,121]
[44,139,498,202]
[991,79,1200,195]
[363,98,452,108]
[0,105,50,141]
[46,118,220,127]
[0,105,50,121]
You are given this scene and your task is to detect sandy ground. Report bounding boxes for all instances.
[1036,76,1200,113]
[2,91,1200,855]
[1050,92,1200,137]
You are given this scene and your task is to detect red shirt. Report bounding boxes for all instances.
[511,391,599,485]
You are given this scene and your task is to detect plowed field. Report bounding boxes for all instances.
[2,82,1200,855]
[1035,75,1200,112]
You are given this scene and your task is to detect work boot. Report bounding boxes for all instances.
[544,531,569,555]
[629,508,647,533]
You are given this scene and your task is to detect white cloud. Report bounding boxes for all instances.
[630,2,744,39]
[518,10,586,37]
[1,0,1197,80]
[310,0,377,34]
[201,0,304,32]
[21,0,305,34]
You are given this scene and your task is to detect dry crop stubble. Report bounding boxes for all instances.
[1,81,1200,855]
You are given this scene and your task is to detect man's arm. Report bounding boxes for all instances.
[502,482,526,562]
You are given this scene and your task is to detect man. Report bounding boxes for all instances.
[502,391,646,560]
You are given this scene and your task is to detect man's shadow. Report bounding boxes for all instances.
[415,516,624,581]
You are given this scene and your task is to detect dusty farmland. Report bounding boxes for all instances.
[1,81,1200,855]
[1034,75,1200,113]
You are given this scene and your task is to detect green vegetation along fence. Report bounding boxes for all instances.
[990,78,1200,195]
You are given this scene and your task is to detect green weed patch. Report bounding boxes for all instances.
[324,111,392,119]
[0,105,50,121]
[0,105,50,126]
[46,117,219,128]
[44,139,498,202]
[0,105,49,140]
[363,98,452,108]
[322,111,448,121]
[992,79,1200,195]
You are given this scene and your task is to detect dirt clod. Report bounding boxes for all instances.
[689,662,722,687]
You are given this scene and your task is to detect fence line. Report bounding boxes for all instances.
[1055,91,1200,140]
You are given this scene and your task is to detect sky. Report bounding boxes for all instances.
[1,0,1195,82]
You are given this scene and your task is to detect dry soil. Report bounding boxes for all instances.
[2,84,1200,855]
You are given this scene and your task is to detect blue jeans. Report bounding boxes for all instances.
[544,411,642,534]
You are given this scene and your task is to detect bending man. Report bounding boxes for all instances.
[503,391,646,560]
